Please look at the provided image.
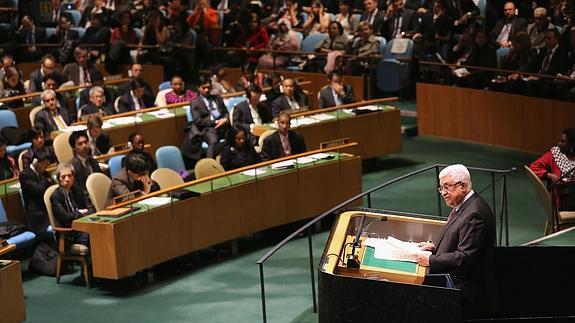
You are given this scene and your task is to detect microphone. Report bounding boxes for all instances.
[346,214,387,269]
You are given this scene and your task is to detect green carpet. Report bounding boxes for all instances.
[20,135,559,323]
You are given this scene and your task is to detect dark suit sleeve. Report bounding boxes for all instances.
[33,111,50,138]
[429,210,489,272]
[117,94,132,113]
[191,99,216,129]
[271,97,284,118]
[232,103,251,132]
[318,88,329,109]
[261,135,275,161]
[342,85,356,104]
[50,189,81,227]
[293,132,306,154]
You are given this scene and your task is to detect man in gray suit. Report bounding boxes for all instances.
[318,71,356,109]
[62,46,101,86]
[417,164,497,319]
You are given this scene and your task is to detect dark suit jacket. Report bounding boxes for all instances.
[261,131,306,161]
[34,108,72,138]
[271,94,309,118]
[318,84,356,109]
[489,16,528,45]
[118,80,155,107]
[190,95,229,136]
[361,10,385,35]
[71,155,102,208]
[19,166,53,233]
[117,92,151,113]
[232,100,272,133]
[89,132,112,156]
[79,102,116,118]
[109,168,160,201]
[62,62,101,86]
[28,69,67,93]
[16,26,47,45]
[50,186,87,227]
[532,45,569,76]
[220,143,262,170]
[381,9,419,41]
[79,86,117,109]
[430,192,497,317]
[46,29,80,44]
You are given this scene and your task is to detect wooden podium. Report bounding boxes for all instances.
[0,244,26,323]
[318,210,462,323]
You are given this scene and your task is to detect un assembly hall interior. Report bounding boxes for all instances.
[1,0,575,322]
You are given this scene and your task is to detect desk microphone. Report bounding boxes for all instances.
[346,214,387,269]
[212,164,233,187]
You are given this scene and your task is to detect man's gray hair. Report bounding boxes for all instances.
[40,89,56,104]
[439,164,472,188]
[56,162,75,180]
[89,86,104,97]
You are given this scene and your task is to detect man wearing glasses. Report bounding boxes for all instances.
[416,164,497,319]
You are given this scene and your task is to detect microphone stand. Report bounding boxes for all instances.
[346,214,387,269]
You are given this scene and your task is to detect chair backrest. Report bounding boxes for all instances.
[29,105,44,126]
[194,158,225,179]
[113,96,121,114]
[0,198,7,223]
[17,149,28,172]
[225,96,247,112]
[86,172,112,211]
[71,27,85,38]
[373,36,387,55]
[64,9,81,26]
[155,145,186,172]
[43,184,61,228]
[158,81,171,91]
[151,168,184,189]
[302,33,328,52]
[258,130,276,148]
[326,13,336,21]
[155,88,172,107]
[293,31,304,48]
[524,166,553,235]
[108,155,125,178]
[45,27,56,38]
[383,38,414,60]
[53,131,74,163]
[184,105,193,122]
[0,109,18,130]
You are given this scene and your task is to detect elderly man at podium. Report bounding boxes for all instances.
[416,164,497,319]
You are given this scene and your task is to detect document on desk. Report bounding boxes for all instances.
[108,116,144,125]
[308,153,332,160]
[271,159,296,169]
[62,125,88,132]
[312,113,336,121]
[138,196,173,207]
[242,169,266,176]
[356,105,381,112]
[8,183,21,190]
[365,237,430,262]
[147,109,175,119]
[291,117,318,127]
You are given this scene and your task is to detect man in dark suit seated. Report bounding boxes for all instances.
[19,148,55,233]
[78,72,116,109]
[69,131,103,209]
[117,64,154,106]
[361,0,384,35]
[183,74,230,160]
[31,74,69,117]
[416,164,497,319]
[78,85,116,118]
[271,78,309,119]
[381,0,419,41]
[117,78,153,113]
[28,54,67,93]
[233,84,272,142]
[46,15,80,64]
[489,2,527,49]
[34,89,72,138]
[318,71,356,109]
[80,13,111,64]
[261,111,306,161]
[50,162,91,247]
[109,152,160,203]
[15,15,47,62]
[86,116,112,156]
[62,46,101,86]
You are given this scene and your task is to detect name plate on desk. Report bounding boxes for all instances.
[321,138,349,150]
[113,190,144,205]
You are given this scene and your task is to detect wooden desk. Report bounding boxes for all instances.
[0,180,25,224]
[0,245,26,323]
[73,152,362,279]
[417,83,575,154]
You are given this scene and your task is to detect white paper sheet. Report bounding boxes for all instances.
[61,125,88,132]
[138,196,173,207]
[242,169,267,176]
[296,157,315,164]
[8,183,20,190]
[308,153,331,160]
[271,160,295,169]
[365,237,430,263]
[312,113,336,121]
[356,105,381,112]
[147,109,175,119]
[107,116,143,125]
[291,117,318,127]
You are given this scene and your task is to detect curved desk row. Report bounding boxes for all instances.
[72,146,363,279]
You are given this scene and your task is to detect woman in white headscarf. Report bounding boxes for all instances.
[257,18,301,69]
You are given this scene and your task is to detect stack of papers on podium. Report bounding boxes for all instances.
[271,160,295,170]
[242,169,266,176]
[365,236,430,263]
[108,116,143,125]
[147,109,175,119]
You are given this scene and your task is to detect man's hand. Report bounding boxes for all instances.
[140,175,153,193]
[215,118,227,129]
[416,252,430,267]
[332,82,344,96]
[418,241,436,252]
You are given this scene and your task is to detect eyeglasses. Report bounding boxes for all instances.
[437,182,462,193]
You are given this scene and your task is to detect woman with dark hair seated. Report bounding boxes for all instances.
[21,127,57,170]
[126,132,157,174]
[109,152,160,202]
[530,128,575,211]
[0,67,25,109]
[220,125,261,171]
[307,21,348,72]
[0,137,19,180]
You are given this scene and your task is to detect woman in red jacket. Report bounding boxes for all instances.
[530,128,575,210]
[233,13,269,68]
